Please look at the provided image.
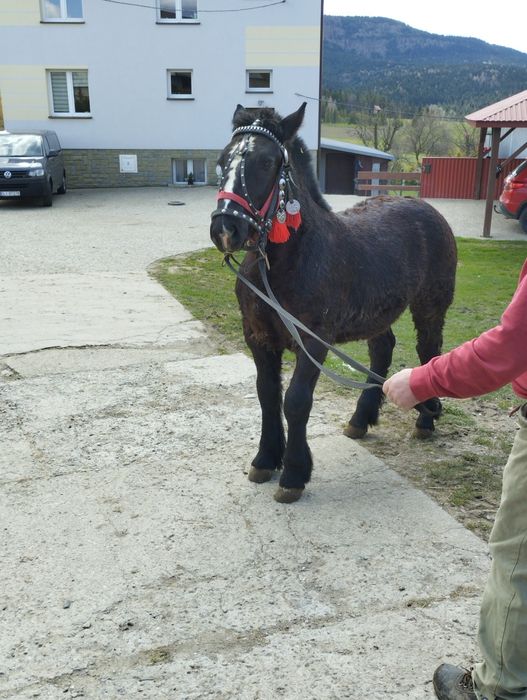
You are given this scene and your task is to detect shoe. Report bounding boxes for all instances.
[433,664,477,700]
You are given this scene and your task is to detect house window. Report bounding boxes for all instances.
[167,70,193,99]
[48,70,91,116]
[172,158,206,185]
[246,70,272,92]
[158,0,198,22]
[41,0,84,21]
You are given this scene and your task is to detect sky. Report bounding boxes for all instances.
[323,0,526,55]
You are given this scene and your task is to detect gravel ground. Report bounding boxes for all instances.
[0,185,515,699]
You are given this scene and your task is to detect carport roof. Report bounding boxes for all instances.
[465,89,527,128]
[320,138,394,160]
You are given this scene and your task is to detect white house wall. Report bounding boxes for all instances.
[0,0,322,186]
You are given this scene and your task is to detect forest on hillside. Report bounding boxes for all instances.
[321,16,527,165]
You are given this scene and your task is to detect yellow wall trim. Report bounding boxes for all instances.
[0,0,40,26]
[0,66,49,121]
[246,26,320,68]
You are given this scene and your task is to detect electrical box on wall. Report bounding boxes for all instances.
[119,154,138,173]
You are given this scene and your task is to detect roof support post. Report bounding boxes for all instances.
[482,127,500,238]
[473,128,487,199]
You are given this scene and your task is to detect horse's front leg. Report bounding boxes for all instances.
[275,338,328,503]
[248,344,285,484]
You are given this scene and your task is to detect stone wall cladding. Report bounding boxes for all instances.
[64,149,221,188]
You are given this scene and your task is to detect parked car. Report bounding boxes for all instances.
[497,160,527,233]
[0,130,66,206]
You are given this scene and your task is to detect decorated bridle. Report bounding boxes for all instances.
[210,120,302,250]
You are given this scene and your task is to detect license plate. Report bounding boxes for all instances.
[0,191,20,197]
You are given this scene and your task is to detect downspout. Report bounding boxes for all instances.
[317,0,324,182]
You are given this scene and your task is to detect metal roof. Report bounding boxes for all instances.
[465,90,527,128]
[320,137,394,160]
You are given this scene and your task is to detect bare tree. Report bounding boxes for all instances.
[322,96,338,124]
[451,121,479,156]
[403,107,451,164]
[355,106,403,152]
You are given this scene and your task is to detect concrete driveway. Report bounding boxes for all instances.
[0,187,510,699]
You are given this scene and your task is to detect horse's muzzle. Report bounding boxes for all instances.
[210,215,254,253]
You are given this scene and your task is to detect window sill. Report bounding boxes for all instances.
[41,19,85,23]
[49,114,92,119]
[156,20,200,25]
[246,89,273,94]
[167,96,195,101]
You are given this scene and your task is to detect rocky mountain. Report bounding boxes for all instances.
[322,16,527,113]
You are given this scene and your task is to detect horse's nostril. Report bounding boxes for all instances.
[221,232,231,251]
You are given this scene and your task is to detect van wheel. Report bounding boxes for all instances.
[57,172,67,195]
[520,208,527,234]
[42,180,53,207]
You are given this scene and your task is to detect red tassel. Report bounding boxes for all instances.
[268,217,290,243]
[286,211,302,231]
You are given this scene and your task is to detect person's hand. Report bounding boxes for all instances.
[383,368,419,411]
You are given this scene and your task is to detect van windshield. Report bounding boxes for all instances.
[0,134,44,157]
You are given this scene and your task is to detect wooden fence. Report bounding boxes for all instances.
[356,170,421,195]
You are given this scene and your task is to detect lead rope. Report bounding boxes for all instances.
[224,256,440,417]
[224,254,384,390]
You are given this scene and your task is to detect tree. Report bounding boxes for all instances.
[451,121,479,156]
[355,105,404,152]
[322,96,338,124]
[403,106,451,164]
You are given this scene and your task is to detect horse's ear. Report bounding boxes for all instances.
[279,102,307,143]
[232,104,245,126]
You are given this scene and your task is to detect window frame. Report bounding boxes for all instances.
[156,0,199,24]
[167,70,194,100]
[47,69,92,118]
[40,0,85,22]
[172,158,207,185]
[246,69,273,93]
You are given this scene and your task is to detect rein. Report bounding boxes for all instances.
[225,255,441,416]
[224,254,384,391]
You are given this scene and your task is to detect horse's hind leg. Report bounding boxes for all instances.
[345,329,395,439]
[411,304,448,437]
[248,344,285,483]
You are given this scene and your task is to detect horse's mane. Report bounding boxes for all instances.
[232,107,331,212]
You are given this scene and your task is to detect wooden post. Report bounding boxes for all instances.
[482,127,500,238]
[473,128,487,199]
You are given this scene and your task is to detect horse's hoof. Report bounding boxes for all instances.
[343,423,367,439]
[413,427,435,440]
[248,466,274,483]
[273,487,304,503]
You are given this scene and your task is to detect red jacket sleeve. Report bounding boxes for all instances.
[410,261,527,401]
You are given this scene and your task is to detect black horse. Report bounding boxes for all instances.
[210,103,457,503]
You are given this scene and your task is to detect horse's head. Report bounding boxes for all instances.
[210,103,306,253]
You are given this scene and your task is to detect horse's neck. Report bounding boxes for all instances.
[290,141,331,213]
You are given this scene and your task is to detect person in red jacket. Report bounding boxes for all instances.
[383,259,527,700]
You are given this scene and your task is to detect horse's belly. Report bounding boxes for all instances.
[334,302,407,343]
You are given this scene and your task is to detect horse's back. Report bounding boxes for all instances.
[339,195,456,266]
